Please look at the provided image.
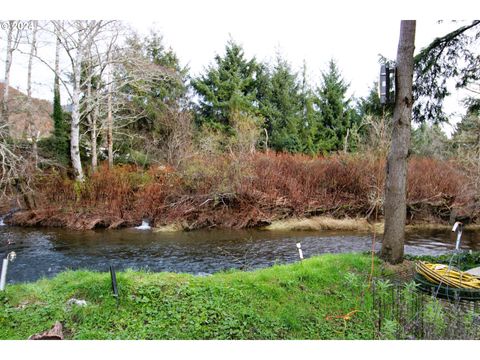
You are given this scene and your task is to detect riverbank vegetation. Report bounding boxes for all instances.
[1,21,480,232]
[5,153,471,230]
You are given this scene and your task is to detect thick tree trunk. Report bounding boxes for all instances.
[381,20,416,264]
[71,34,84,181]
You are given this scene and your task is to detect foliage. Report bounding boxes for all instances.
[451,103,480,156]
[113,31,191,165]
[356,83,392,155]
[37,88,71,166]
[25,153,469,230]
[298,63,320,155]
[257,56,304,153]
[314,59,358,153]
[191,39,259,131]
[411,122,449,159]
[450,104,480,204]
[357,82,387,119]
[50,86,70,165]
[372,278,480,339]
[414,20,480,123]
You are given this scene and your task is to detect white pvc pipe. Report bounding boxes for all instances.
[0,258,8,291]
[452,221,462,232]
[296,243,304,260]
[452,221,463,251]
[455,229,463,251]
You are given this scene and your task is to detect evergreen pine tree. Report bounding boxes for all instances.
[263,56,303,153]
[299,62,319,155]
[314,59,356,152]
[357,82,386,119]
[191,39,258,132]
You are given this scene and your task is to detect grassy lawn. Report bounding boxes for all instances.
[0,253,381,340]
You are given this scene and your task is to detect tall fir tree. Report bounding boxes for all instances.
[314,59,357,152]
[191,40,258,132]
[357,82,385,119]
[299,62,319,155]
[258,55,303,153]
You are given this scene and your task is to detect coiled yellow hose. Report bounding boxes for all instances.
[415,262,480,289]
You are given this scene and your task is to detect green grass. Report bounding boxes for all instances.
[0,253,381,340]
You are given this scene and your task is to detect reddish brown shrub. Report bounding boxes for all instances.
[25,153,473,229]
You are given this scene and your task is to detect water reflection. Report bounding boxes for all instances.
[0,225,479,283]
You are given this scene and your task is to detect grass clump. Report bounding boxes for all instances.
[264,216,373,232]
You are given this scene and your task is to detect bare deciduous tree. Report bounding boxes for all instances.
[51,20,122,180]
[1,21,23,128]
[24,20,39,167]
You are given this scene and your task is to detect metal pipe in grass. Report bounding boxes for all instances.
[110,265,119,306]
[0,251,16,291]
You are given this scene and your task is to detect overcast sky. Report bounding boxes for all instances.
[1,0,479,133]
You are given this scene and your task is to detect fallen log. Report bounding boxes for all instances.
[28,321,63,340]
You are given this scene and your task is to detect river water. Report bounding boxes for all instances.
[0,224,479,284]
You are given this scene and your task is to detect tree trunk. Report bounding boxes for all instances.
[381,20,416,264]
[1,22,14,127]
[343,128,350,153]
[54,25,61,100]
[26,21,39,168]
[90,85,99,173]
[70,34,84,181]
[107,72,113,169]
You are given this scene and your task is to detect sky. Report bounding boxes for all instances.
[1,0,479,134]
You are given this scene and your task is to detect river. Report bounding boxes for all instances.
[1,224,479,284]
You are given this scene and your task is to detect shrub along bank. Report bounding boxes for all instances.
[4,152,473,230]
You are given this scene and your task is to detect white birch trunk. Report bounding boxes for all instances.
[86,72,98,173]
[1,21,14,127]
[91,100,98,172]
[106,60,113,169]
[26,21,38,167]
[54,24,61,96]
[70,32,84,181]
